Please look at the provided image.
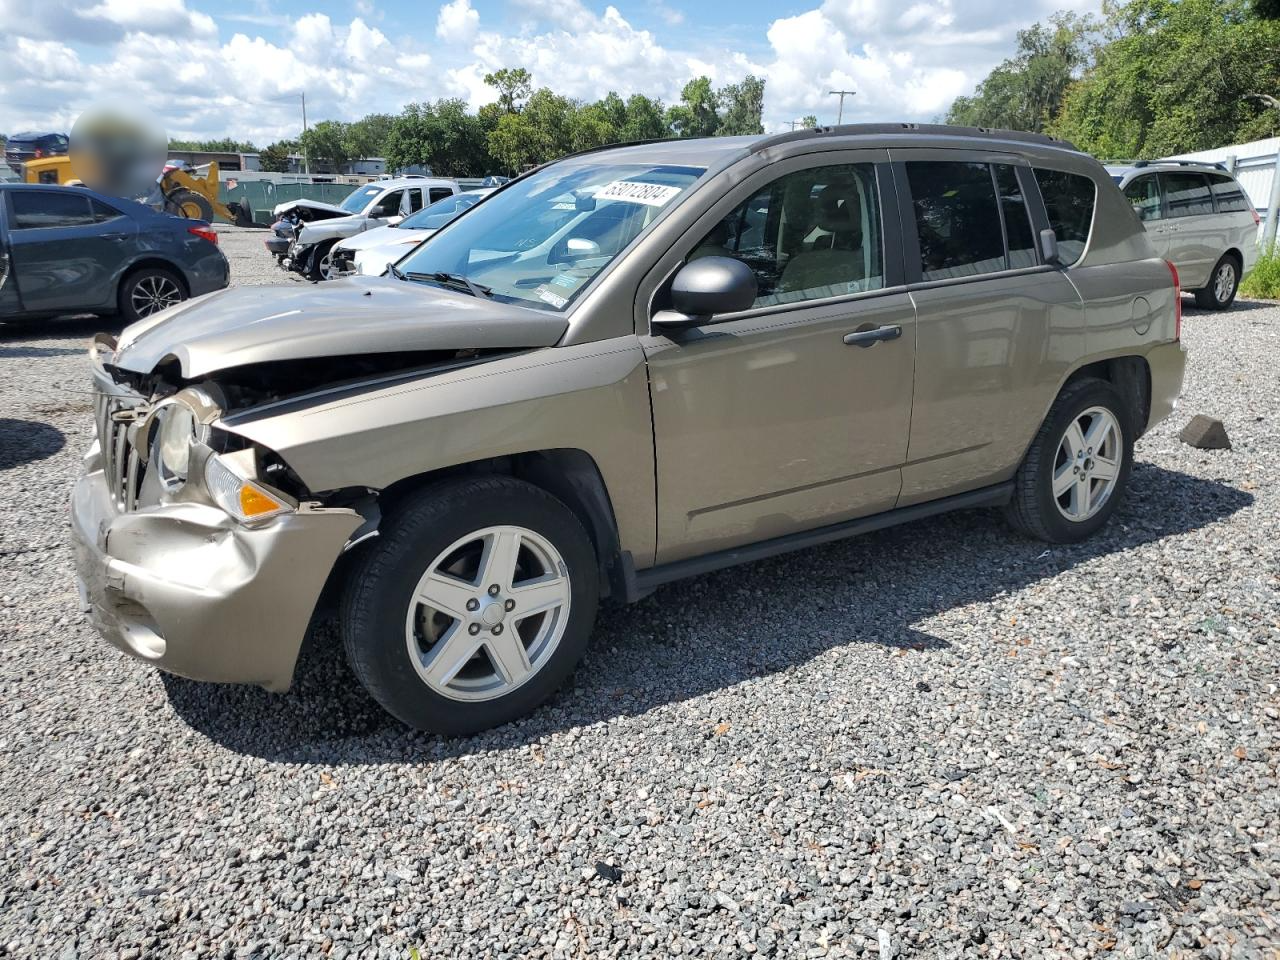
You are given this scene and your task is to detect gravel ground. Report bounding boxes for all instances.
[1,228,1277,958]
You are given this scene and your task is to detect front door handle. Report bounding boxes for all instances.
[843,324,902,347]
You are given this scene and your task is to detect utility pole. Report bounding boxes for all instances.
[301,92,309,175]
[828,89,856,126]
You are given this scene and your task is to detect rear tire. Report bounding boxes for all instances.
[1005,378,1134,544]
[117,267,187,323]
[1194,254,1239,311]
[340,477,599,735]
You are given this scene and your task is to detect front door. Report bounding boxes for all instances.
[890,152,1086,505]
[5,189,125,313]
[642,153,917,564]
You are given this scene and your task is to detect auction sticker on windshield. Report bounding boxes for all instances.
[595,181,683,206]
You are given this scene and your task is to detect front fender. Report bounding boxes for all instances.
[219,338,659,566]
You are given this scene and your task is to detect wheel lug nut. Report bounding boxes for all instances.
[504,599,515,611]
[466,598,479,612]
[491,624,503,635]
[468,623,481,635]
[488,584,500,596]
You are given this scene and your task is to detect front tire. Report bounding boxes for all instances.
[340,477,599,735]
[305,240,339,281]
[1194,254,1240,311]
[1006,378,1134,543]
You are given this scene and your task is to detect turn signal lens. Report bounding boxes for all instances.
[204,454,293,523]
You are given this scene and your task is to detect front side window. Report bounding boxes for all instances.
[1124,175,1163,222]
[371,190,404,218]
[397,161,705,312]
[1033,168,1095,266]
[340,184,381,213]
[10,191,94,229]
[687,163,884,308]
[907,161,1006,281]
[1161,172,1213,218]
[1207,174,1250,214]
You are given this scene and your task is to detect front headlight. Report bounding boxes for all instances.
[204,454,294,524]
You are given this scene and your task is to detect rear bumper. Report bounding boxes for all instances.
[187,249,230,298]
[264,237,290,256]
[71,448,361,691]
[1146,340,1187,432]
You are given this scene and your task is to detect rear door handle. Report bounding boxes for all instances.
[100,233,128,242]
[843,324,902,347]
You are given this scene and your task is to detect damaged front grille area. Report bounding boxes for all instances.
[93,390,149,512]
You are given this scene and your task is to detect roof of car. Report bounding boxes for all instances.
[1106,160,1232,179]
[370,177,456,189]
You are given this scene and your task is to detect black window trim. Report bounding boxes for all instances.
[894,155,1058,291]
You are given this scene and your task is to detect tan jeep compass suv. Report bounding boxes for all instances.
[72,124,1186,734]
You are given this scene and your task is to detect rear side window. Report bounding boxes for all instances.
[1033,169,1095,266]
[91,198,124,222]
[10,191,95,229]
[1123,176,1162,221]
[429,187,453,204]
[906,161,1006,281]
[1207,174,1250,214]
[1160,172,1213,218]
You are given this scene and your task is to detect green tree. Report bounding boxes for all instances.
[1051,0,1280,156]
[667,76,720,137]
[258,140,295,173]
[484,67,533,113]
[799,114,819,129]
[946,12,1095,132]
[621,94,669,141]
[487,88,576,172]
[346,113,395,158]
[717,75,767,136]
[384,100,493,176]
[169,137,259,152]
[299,120,351,168]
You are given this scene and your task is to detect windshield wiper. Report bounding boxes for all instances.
[405,270,492,298]
[388,261,408,281]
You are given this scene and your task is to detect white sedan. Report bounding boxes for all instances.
[331,189,495,277]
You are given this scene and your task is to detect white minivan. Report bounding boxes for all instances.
[1108,161,1260,310]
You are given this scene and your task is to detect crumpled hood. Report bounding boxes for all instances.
[272,198,349,218]
[111,275,569,378]
[335,224,424,253]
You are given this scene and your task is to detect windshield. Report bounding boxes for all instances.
[340,184,381,213]
[399,191,485,230]
[396,161,705,311]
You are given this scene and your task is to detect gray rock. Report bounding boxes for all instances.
[1179,414,1232,450]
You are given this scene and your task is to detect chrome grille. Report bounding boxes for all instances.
[93,390,147,511]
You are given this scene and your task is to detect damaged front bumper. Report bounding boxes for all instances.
[71,442,362,691]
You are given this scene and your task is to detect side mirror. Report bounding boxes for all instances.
[654,257,757,329]
[1039,228,1061,265]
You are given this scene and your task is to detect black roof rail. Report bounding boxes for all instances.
[748,122,1079,154]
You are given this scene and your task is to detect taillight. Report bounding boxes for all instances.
[188,225,218,245]
[1166,259,1181,341]
[1251,207,1261,227]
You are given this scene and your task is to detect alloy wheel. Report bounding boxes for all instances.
[1051,406,1123,522]
[405,525,572,702]
[130,275,182,317]
[318,248,337,280]
[1213,262,1236,304]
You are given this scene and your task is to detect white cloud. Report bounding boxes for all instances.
[436,0,478,42]
[0,0,1103,146]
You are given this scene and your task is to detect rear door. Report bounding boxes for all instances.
[5,189,124,313]
[428,185,455,205]
[891,150,1085,505]
[1159,171,1218,288]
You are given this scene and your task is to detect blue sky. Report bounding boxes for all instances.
[0,0,1103,145]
